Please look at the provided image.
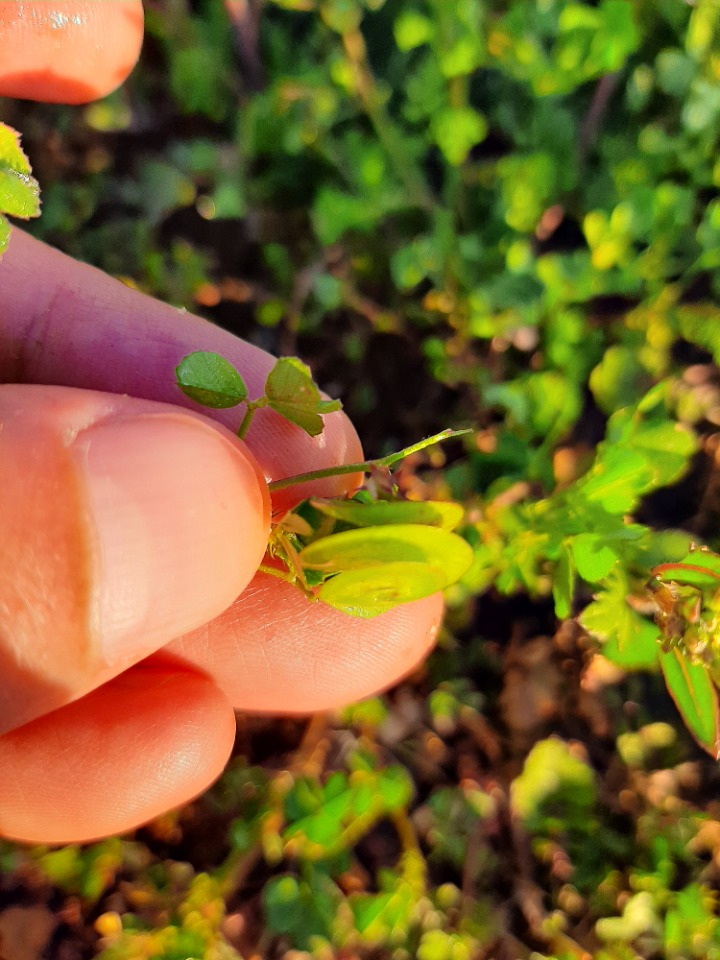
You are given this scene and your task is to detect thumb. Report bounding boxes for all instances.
[0,0,144,103]
[0,383,269,734]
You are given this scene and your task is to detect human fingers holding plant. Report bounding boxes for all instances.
[0,4,445,844]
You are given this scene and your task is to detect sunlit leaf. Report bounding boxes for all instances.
[311,498,464,530]
[282,767,412,855]
[653,550,720,589]
[580,569,661,668]
[0,216,9,257]
[0,123,41,220]
[659,647,720,758]
[553,540,575,620]
[265,356,342,436]
[578,449,653,514]
[317,561,448,616]
[300,524,473,580]
[571,533,619,582]
[175,351,248,408]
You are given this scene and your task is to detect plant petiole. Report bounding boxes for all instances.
[267,428,472,492]
[236,398,267,441]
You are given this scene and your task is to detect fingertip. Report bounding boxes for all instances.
[0,385,269,734]
[0,1,144,103]
[0,662,236,844]
[168,574,445,713]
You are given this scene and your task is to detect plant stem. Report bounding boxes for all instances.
[237,397,269,440]
[257,563,297,583]
[236,405,256,440]
[267,428,471,491]
[342,27,435,212]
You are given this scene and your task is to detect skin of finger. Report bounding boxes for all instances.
[0,230,363,508]
[166,572,445,713]
[0,661,236,845]
[0,384,269,735]
[0,0,144,103]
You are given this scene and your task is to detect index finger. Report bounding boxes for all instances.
[0,229,364,509]
[0,0,144,103]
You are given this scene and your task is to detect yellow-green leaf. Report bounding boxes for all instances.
[0,123,41,220]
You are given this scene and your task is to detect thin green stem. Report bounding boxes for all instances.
[236,405,256,441]
[257,563,297,583]
[237,397,269,440]
[268,428,471,492]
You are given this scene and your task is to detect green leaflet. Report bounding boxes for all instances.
[265,356,342,436]
[299,524,472,578]
[659,647,720,758]
[653,550,720,590]
[0,122,41,257]
[317,562,448,617]
[175,351,248,407]
[311,498,464,530]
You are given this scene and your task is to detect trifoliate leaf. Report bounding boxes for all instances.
[265,356,342,436]
[175,351,248,408]
[0,123,41,220]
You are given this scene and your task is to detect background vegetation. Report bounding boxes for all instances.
[2,0,720,956]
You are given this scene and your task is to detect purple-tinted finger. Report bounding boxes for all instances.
[0,230,363,504]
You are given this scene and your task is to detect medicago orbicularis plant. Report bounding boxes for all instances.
[176,350,473,617]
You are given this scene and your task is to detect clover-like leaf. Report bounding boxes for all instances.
[265,356,342,437]
[311,498,464,530]
[175,351,248,408]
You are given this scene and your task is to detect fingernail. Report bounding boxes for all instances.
[72,413,269,666]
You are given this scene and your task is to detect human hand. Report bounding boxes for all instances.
[0,2,443,844]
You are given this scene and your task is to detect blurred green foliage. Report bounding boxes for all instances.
[4,0,720,955]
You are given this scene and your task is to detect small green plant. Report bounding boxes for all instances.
[0,122,41,254]
[176,350,473,616]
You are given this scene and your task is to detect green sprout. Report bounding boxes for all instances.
[176,350,473,617]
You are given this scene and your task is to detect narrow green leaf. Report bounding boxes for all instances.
[653,550,720,589]
[659,647,720,758]
[0,123,41,220]
[175,351,248,408]
[553,540,575,620]
[265,356,342,437]
[311,498,464,530]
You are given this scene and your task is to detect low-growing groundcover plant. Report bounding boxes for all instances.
[4,0,720,957]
